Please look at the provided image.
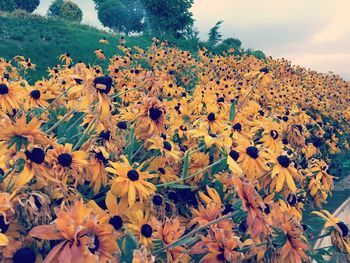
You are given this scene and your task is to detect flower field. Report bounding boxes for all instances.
[0,38,350,262]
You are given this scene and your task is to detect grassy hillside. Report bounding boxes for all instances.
[0,11,152,82]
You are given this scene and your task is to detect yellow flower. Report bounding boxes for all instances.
[107,156,156,207]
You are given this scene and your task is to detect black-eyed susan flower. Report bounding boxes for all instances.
[312,210,350,258]
[0,116,50,152]
[0,79,23,114]
[58,52,72,66]
[270,153,299,192]
[126,209,156,247]
[134,97,166,140]
[157,217,190,262]
[47,143,87,185]
[107,156,156,207]
[95,49,106,60]
[99,37,109,44]
[87,147,109,194]
[29,201,119,262]
[147,136,181,164]
[235,141,270,179]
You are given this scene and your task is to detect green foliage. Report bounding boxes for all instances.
[93,0,143,34]
[117,233,139,262]
[59,1,83,22]
[208,20,223,45]
[15,0,40,13]
[229,99,237,121]
[47,0,82,22]
[0,0,15,12]
[47,0,64,17]
[141,0,194,36]
[0,12,152,83]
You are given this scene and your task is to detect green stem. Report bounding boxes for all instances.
[131,143,144,160]
[154,209,239,254]
[309,232,331,241]
[45,108,76,134]
[34,87,72,118]
[156,156,226,188]
[180,145,205,161]
[65,112,86,133]
[111,86,142,100]
[72,116,97,151]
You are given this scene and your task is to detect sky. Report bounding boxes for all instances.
[36,0,350,80]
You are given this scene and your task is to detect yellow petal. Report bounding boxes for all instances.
[285,172,296,192]
[0,233,8,246]
[128,183,136,207]
[276,169,286,192]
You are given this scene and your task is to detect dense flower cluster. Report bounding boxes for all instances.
[0,38,349,262]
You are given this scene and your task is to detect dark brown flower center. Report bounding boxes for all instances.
[233,123,242,131]
[109,215,123,230]
[246,146,259,159]
[57,153,73,167]
[277,155,290,168]
[158,167,165,174]
[149,108,162,121]
[30,89,41,100]
[117,121,127,129]
[152,195,163,206]
[0,84,9,95]
[141,224,153,238]
[207,112,216,122]
[229,150,240,161]
[337,222,349,237]
[94,75,112,94]
[25,147,45,164]
[88,235,100,254]
[13,247,36,263]
[0,216,9,233]
[270,130,279,139]
[127,169,139,181]
[163,141,172,151]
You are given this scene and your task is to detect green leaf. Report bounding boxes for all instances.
[211,157,227,174]
[272,228,287,249]
[229,99,237,121]
[213,180,224,200]
[126,129,135,162]
[168,183,196,189]
[117,232,139,263]
[170,236,199,248]
[181,150,190,179]
[16,158,26,173]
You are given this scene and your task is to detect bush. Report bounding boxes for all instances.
[0,0,15,12]
[47,0,63,17]
[60,1,83,22]
[47,0,83,23]
[15,0,40,13]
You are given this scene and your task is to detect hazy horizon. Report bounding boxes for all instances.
[35,0,350,80]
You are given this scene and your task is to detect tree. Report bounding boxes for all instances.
[141,0,194,36]
[47,0,83,23]
[208,20,223,46]
[60,1,83,22]
[47,0,64,17]
[15,0,40,13]
[221,37,241,49]
[0,0,15,12]
[93,0,143,34]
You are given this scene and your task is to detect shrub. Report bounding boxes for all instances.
[59,1,83,22]
[47,0,83,23]
[15,0,40,13]
[0,0,15,12]
[47,0,64,17]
